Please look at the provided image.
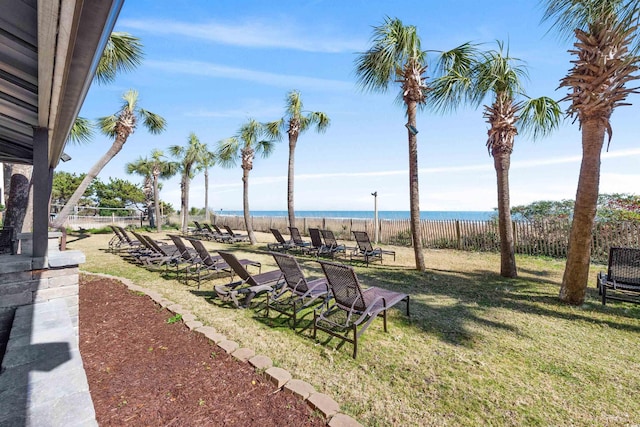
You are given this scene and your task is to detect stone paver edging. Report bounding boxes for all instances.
[85,272,362,427]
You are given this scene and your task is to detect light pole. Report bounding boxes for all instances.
[371,191,378,244]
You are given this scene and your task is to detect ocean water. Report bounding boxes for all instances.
[217,210,495,221]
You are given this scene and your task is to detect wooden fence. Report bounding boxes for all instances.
[209,215,640,263]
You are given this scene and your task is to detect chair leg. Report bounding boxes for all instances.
[313,312,318,340]
[352,324,358,359]
[383,309,388,332]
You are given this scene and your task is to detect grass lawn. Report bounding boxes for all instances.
[68,231,640,427]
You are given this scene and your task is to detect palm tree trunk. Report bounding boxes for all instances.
[204,168,210,223]
[4,164,32,233]
[153,174,161,232]
[180,174,188,233]
[407,101,426,271]
[560,120,605,305]
[52,137,127,229]
[494,152,517,277]
[242,168,257,245]
[287,134,298,228]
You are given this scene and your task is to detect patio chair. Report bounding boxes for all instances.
[0,226,15,255]
[167,234,202,280]
[202,223,227,242]
[598,247,640,305]
[308,227,331,258]
[131,231,179,267]
[319,229,347,258]
[216,251,283,308]
[223,225,250,243]
[267,251,330,327]
[187,240,261,288]
[288,226,311,252]
[108,225,140,251]
[267,228,294,252]
[315,260,410,358]
[350,230,396,266]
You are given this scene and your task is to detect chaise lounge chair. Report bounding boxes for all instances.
[223,225,250,243]
[319,229,347,258]
[215,251,283,308]
[314,260,410,358]
[288,226,311,252]
[187,239,261,288]
[266,252,330,327]
[598,247,640,305]
[350,230,396,266]
[267,228,294,252]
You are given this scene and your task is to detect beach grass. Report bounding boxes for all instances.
[68,231,640,427]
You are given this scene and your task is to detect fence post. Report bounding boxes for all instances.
[455,220,462,249]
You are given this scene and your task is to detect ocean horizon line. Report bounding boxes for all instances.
[215,210,496,221]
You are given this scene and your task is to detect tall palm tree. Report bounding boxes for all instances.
[433,42,561,277]
[169,133,208,233]
[355,17,475,271]
[196,148,217,223]
[125,150,178,232]
[149,149,179,232]
[265,90,330,228]
[217,119,276,245]
[542,0,640,305]
[125,156,154,226]
[51,89,166,229]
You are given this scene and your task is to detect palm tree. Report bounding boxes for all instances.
[217,119,276,245]
[169,133,208,233]
[265,90,330,227]
[125,156,154,226]
[51,89,166,229]
[355,17,475,271]
[433,42,561,277]
[542,0,640,305]
[197,148,217,223]
[125,150,178,232]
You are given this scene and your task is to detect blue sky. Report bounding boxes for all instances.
[59,0,640,213]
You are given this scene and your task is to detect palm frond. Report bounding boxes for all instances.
[518,96,563,140]
[429,43,481,113]
[304,111,331,133]
[97,115,118,138]
[354,16,426,93]
[286,90,303,117]
[256,139,276,158]
[95,32,143,85]
[542,0,640,45]
[264,118,285,140]
[216,137,240,168]
[138,109,167,134]
[125,156,151,176]
[67,116,95,144]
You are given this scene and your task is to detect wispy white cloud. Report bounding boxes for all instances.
[185,106,283,120]
[145,59,352,91]
[205,148,640,187]
[119,18,364,53]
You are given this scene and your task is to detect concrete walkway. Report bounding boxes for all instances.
[0,299,96,427]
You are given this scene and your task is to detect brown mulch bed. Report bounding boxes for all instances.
[79,274,325,426]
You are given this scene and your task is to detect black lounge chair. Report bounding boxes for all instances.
[216,251,283,308]
[350,230,396,266]
[187,239,260,288]
[131,232,180,267]
[288,226,311,252]
[308,228,331,258]
[598,247,640,305]
[267,252,330,327]
[167,234,203,281]
[319,229,347,258]
[267,228,294,252]
[223,225,250,243]
[314,260,410,358]
[108,225,141,251]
